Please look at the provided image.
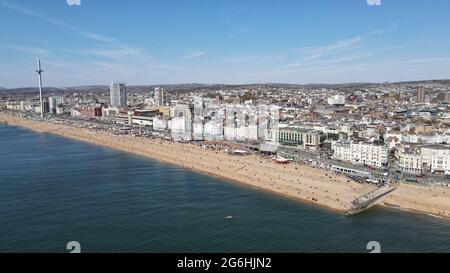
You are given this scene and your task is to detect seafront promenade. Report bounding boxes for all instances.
[1,112,450,219]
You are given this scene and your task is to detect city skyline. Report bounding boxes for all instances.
[1,0,450,88]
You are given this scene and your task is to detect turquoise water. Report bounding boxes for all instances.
[0,124,449,253]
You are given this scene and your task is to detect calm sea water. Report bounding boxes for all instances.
[0,124,449,253]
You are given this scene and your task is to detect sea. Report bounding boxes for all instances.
[0,124,449,253]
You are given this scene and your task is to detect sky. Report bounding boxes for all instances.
[1,0,450,88]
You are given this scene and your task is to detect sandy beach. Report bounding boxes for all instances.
[2,112,450,219]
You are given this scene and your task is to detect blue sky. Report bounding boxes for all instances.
[1,0,450,87]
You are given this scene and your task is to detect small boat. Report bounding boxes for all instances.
[272,156,290,164]
[232,149,248,156]
[225,216,233,219]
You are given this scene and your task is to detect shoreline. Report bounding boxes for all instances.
[2,113,450,220]
[0,116,345,214]
[379,202,448,221]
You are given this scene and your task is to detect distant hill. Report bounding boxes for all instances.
[391,79,450,85]
[300,83,374,89]
[1,79,449,94]
[0,87,64,94]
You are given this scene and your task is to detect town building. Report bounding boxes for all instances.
[421,145,450,174]
[266,126,324,151]
[395,146,423,174]
[154,87,165,107]
[417,88,426,103]
[110,82,127,107]
[170,104,192,141]
[332,140,389,168]
[327,94,346,106]
[48,97,57,114]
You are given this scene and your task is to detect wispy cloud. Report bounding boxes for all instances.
[0,0,187,86]
[1,1,78,35]
[1,44,52,58]
[284,30,393,71]
[298,36,363,61]
[84,48,149,61]
[253,29,450,84]
[0,0,146,59]
[294,29,390,62]
[283,53,369,69]
[219,54,287,65]
[183,51,206,60]
[380,57,450,67]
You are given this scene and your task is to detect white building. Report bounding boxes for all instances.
[19,101,33,112]
[224,105,259,141]
[170,104,192,141]
[6,102,20,111]
[56,105,65,115]
[421,145,450,174]
[71,108,82,117]
[327,94,346,106]
[395,146,423,174]
[350,142,388,168]
[131,116,153,127]
[331,140,353,162]
[110,82,127,107]
[204,117,224,140]
[224,106,238,140]
[152,115,168,131]
[332,140,388,168]
[154,87,165,107]
[102,106,120,117]
[257,105,280,141]
[48,97,57,114]
[55,96,65,105]
[193,98,204,141]
[203,104,224,140]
